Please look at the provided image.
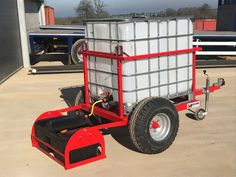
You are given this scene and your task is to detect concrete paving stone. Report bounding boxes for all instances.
[0,68,235,177]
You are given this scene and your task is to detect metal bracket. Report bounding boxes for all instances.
[203,70,210,113]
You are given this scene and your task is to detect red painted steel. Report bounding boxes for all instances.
[31,110,63,147]
[122,48,202,61]
[117,60,124,117]
[80,51,123,60]
[82,105,128,122]
[32,46,223,170]
[80,48,202,61]
[83,55,90,105]
[192,52,197,100]
[64,128,106,169]
[31,104,128,169]
[194,19,217,31]
[195,85,221,96]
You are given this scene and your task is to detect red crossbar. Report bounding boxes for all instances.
[195,85,221,96]
[80,48,202,61]
[122,48,202,61]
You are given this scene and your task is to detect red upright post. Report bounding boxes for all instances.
[117,60,124,118]
[192,52,197,100]
[83,55,90,105]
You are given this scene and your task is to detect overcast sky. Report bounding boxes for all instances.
[44,0,218,17]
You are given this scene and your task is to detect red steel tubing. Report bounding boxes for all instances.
[83,55,90,105]
[117,60,124,118]
[192,52,197,100]
[80,47,202,117]
[80,48,202,61]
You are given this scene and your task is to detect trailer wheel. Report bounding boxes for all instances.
[194,108,206,121]
[129,97,179,154]
[71,39,85,64]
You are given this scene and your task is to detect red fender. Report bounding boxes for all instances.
[64,127,106,170]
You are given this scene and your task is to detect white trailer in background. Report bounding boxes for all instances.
[194,31,236,56]
[194,40,236,56]
[193,31,236,67]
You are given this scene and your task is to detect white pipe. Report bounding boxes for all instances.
[193,41,236,46]
[196,51,236,55]
[17,0,30,68]
[29,33,85,37]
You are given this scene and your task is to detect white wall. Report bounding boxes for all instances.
[17,0,30,68]
[17,0,45,68]
[24,0,42,31]
[39,3,46,26]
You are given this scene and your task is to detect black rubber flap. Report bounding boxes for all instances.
[69,143,101,164]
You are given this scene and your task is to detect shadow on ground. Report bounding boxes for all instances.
[185,113,197,120]
[109,126,139,153]
[59,85,83,107]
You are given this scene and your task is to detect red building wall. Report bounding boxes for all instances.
[194,19,217,31]
[45,6,55,25]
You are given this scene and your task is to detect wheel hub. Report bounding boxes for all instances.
[77,52,83,63]
[149,113,171,141]
[151,121,160,129]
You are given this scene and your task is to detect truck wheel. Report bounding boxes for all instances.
[71,39,85,64]
[129,97,179,154]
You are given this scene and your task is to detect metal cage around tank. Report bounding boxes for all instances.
[80,46,221,117]
[85,18,194,112]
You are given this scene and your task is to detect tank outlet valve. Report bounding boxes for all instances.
[99,92,113,103]
[218,78,225,86]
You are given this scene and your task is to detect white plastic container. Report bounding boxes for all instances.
[86,18,193,113]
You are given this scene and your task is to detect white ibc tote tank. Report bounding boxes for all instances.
[86,18,193,114]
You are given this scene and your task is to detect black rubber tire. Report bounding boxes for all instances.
[74,85,85,105]
[194,108,206,121]
[129,97,179,154]
[71,39,85,64]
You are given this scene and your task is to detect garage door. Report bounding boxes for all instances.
[0,0,23,84]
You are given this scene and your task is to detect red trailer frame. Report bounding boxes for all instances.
[31,47,222,169]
